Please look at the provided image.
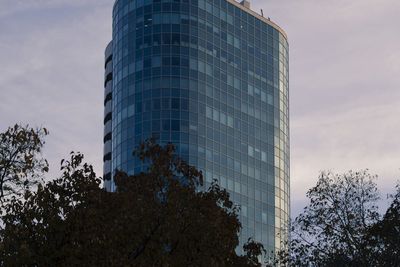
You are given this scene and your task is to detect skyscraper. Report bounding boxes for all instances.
[103,0,289,253]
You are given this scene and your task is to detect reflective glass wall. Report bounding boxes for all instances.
[107,0,289,253]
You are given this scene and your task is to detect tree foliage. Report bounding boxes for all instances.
[0,141,263,267]
[284,170,381,266]
[3,123,399,266]
[0,124,48,204]
[272,170,400,267]
[367,183,400,266]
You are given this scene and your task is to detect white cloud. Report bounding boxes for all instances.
[0,0,114,179]
[291,103,400,213]
[0,0,111,17]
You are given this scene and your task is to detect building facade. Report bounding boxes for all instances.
[103,0,289,253]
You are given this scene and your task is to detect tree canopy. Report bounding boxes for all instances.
[0,141,263,267]
[276,170,400,267]
[367,184,400,266]
[1,124,399,266]
[0,124,48,204]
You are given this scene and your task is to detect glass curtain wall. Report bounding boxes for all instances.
[108,0,289,253]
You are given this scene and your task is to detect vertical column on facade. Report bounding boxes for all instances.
[274,33,290,251]
[104,41,113,191]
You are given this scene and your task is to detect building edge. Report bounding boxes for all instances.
[103,40,113,191]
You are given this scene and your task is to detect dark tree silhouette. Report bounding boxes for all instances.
[0,141,264,267]
[0,124,48,204]
[367,183,400,266]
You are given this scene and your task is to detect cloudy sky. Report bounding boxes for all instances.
[0,0,399,215]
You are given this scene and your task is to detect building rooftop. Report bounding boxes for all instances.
[112,0,288,40]
[229,0,287,40]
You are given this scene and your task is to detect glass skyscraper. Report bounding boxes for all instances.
[103,0,289,253]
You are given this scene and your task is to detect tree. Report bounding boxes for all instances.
[367,183,400,266]
[285,170,380,266]
[0,124,48,204]
[0,141,263,266]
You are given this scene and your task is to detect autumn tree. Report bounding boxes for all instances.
[0,124,48,204]
[0,141,263,267]
[284,170,380,266]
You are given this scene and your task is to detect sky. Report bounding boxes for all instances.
[0,0,399,216]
